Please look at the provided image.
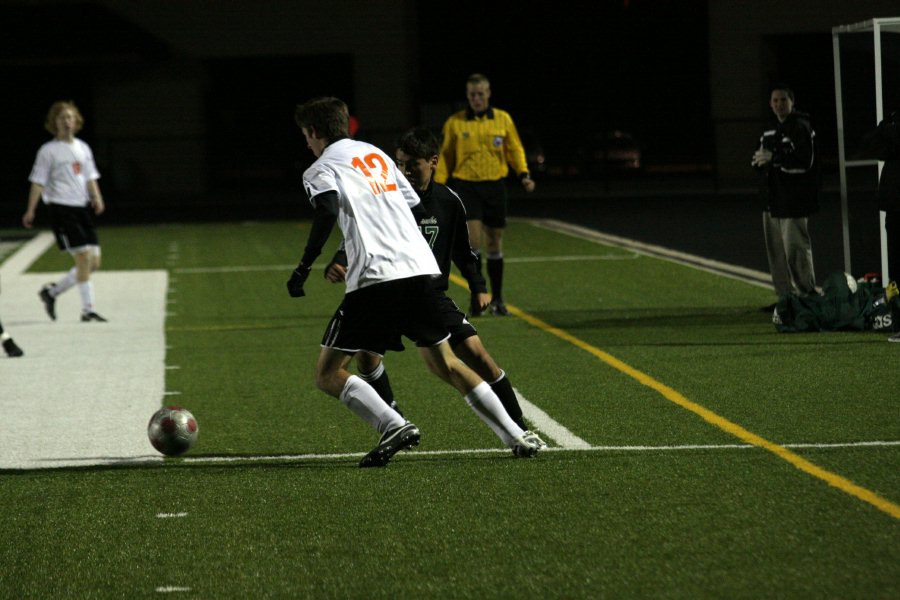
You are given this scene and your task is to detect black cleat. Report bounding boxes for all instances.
[2,338,23,357]
[489,299,510,316]
[39,285,56,321]
[359,422,420,468]
[81,311,108,323]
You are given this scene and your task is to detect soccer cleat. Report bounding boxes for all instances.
[489,299,510,316]
[39,284,56,321]
[2,338,23,357]
[522,430,548,449]
[81,311,108,323]
[511,435,540,458]
[889,332,900,343]
[359,422,421,468]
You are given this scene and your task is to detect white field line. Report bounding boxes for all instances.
[0,238,168,470]
[155,586,191,593]
[156,512,188,518]
[139,439,900,467]
[0,232,54,280]
[514,387,591,448]
[170,253,636,274]
[525,218,773,289]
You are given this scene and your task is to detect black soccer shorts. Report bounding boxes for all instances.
[49,203,99,252]
[321,276,450,355]
[450,179,508,228]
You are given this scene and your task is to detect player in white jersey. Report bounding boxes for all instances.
[287,97,540,467]
[23,101,107,322]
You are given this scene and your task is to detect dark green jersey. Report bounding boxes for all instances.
[411,181,487,294]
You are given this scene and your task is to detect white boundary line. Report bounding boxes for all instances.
[148,439,900,467]
[525,218,773,289]
[515,387,591,448]
[0,232,54,279]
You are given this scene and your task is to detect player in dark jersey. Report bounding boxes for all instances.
[325,128,545,447]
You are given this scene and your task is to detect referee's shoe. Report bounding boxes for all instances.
[359,422,421,468]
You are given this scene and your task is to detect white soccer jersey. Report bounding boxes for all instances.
[28,138,100,207]
[303,138,440,292]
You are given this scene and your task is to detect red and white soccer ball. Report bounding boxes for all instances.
[148,406,199,456]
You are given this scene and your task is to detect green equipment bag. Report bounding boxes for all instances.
[773,272,899,333]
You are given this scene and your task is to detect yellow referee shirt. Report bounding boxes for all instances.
[435,107,529,184]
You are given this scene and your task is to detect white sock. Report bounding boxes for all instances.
[465,381,525,447]
[0,332,10,342]
[339,375,405,435]
[52,268,78,296]
[78,281,95,313]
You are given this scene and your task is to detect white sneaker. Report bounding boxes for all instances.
[523,430,548,449]
[889,332,900,343]
[511,435,540,458]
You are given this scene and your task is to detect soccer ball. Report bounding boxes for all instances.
[147,406,199,456]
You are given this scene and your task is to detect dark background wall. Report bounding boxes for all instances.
[0,0,898,224]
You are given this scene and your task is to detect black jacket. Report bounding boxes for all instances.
[754,110,820,218]
[858,112,900,213]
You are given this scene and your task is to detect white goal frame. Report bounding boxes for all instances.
[832,17,900,282]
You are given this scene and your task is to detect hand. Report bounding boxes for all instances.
[474,292,491,312]
[324,262,347,283]
[22,210,35,229]
[521,176,536,193]
[287,265,311,297]
[91,196,105,216]
[751,149,773,167]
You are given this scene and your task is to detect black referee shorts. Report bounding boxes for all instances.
[449,179,508,228]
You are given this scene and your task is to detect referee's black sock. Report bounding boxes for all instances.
[487,253,504,301]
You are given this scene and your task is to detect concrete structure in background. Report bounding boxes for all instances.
[1,0,897,201]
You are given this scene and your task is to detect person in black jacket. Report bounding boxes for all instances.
[326,128,543,444]
[752,84,819,310]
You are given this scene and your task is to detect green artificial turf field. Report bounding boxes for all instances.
[1,220,897,599]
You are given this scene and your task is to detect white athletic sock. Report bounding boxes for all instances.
[339,375,405,435]
[52,267,78,296]
[78,281,95,313]
[0,332,10,342]
[464,381,525,447]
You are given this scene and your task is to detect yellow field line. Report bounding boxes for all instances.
[450,273,900,519]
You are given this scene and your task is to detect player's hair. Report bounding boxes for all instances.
[466,73,490,87]
[770,83,794,102]
[45,101,84,135]
[294,97,349,141]
[397,127,439,160]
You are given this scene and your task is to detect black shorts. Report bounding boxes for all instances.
[437,294,478,348]
[48,204,99,251]
[321,276,450,356]
[450,179,508,228]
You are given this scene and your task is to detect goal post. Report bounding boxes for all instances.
[832,17,900,283]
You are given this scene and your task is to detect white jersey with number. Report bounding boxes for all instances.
[303,138,440,292]
[28,138,100,207]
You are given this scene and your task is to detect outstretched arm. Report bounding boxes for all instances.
[287,191,338,297]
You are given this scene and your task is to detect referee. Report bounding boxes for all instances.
[435,73,535,316]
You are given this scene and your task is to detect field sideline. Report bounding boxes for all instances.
[1,220,898,598]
